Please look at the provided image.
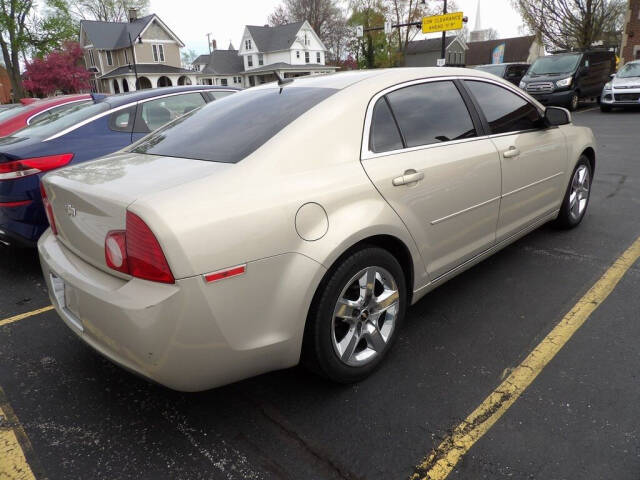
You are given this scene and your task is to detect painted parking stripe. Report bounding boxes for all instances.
[412,235,640,480]
[0,306,53,328]
[0,387,36,480]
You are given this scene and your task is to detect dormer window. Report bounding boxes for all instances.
[245,39,252,50]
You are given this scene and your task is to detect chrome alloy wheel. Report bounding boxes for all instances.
[569,164,590,222]
[331,266,400,367]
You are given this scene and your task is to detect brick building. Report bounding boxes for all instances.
[621,0,640,64]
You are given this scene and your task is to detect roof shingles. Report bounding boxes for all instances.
[81,14,155,50]
[246,21,305,52]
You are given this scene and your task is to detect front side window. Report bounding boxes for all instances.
[106,50,113,66]
[384,81,476,148]
[131,87,337,163]
[138,92,206,132]
[465,80,541,134]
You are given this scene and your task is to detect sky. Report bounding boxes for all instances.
[149,0,526,56]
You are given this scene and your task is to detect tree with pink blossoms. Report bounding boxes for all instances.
[23,42,91,97]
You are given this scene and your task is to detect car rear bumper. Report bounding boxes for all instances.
[38,230,326,391]
[529,89,575,107]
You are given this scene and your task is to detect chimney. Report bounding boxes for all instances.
[211,39,217,50]
[128,8,137,22]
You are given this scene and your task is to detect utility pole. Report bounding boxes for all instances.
[441,0,448,60]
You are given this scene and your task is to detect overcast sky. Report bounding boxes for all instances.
[149,0,525,56]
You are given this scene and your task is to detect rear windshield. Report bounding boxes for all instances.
[131,87,337,163]
[11,102,109,138]
[475,65,506,77]
[529,54,581,75]
[0,105,30,122]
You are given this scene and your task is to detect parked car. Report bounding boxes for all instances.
[0,85,238,247]
[600,60,640,112]
[519,50,616,110]
[38,68,596,391]
[0,94,96,137]
[473,62,530,86]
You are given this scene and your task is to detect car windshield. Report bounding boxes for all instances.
[475,65,506,76]
[11,101,109,138]
[529,54,581,75]
[130,86,338,163]
[617,62,640,78]
[0,104,31,122]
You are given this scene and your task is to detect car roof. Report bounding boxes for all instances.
[99,85,241,108]
[475,62,529,67]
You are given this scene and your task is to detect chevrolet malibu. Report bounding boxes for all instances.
[39,68,596,391]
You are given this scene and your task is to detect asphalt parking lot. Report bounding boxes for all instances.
[2,105,640,480]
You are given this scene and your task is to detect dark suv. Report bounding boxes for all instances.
[473,63,530,86]
[519,50,616,110]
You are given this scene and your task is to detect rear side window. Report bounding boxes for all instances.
[384,81,476,148]
[131,87,337,163]
[137,92,206,133]
[109,106,136,132]
[465,80,541,134]
[369,98,403,153]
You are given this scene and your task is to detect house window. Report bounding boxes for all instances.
[304,33,309,46]
[88,49,95,66]
[305,51,310,63]
[106,50,113,66]
[258,53,264,66]
[296,51,300,59]
[153,44,165,62]
[316,52,321,63]
[124,48,129,64]
[245,39,251,50]
[221,78,228,86]
[248,55,253,67]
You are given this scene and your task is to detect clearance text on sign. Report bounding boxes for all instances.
[421,12,464,34]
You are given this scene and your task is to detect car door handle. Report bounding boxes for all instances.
[392,170,424,186]
[503,146,520,158]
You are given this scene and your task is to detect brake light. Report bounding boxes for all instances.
[104,211,174,284]
[39,183,58,235]
[0,153,73,180]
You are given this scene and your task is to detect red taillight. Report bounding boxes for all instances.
[39,183,58,235]
[104,211,174,284]
[0,153,73,180]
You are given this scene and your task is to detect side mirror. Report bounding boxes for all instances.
[610,73,616,79]
[544,106,571,126]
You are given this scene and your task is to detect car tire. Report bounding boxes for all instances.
[568,92,580,111]
[555,155,592,229]
[600,104,612,112]
[302,247,407,383]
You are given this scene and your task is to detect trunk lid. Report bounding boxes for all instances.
[43,151,230,274]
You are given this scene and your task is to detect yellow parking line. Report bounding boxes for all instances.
[0,387,36,480]
[0,306,53,328]
[412,235,640,480]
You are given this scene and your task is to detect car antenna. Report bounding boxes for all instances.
[274,71,293,93]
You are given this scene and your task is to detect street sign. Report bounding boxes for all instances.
[422,11,464,34]
[436,58,446,67]
[356,25,364,38]
[384,21,392,35]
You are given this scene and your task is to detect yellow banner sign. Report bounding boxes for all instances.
[422,12,464,34]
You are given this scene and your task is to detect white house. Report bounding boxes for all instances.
[194,21,337,88]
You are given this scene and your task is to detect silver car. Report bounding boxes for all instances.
[601,60,640,111]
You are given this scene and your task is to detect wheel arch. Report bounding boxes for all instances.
[581,146,596,175]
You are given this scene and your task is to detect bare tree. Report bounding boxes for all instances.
[67,0,149,22]
[512,0,627,50]
[268,0,348,61]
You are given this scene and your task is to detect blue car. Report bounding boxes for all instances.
[0,85,238,247]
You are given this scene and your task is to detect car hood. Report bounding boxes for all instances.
[612,76,640,88]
